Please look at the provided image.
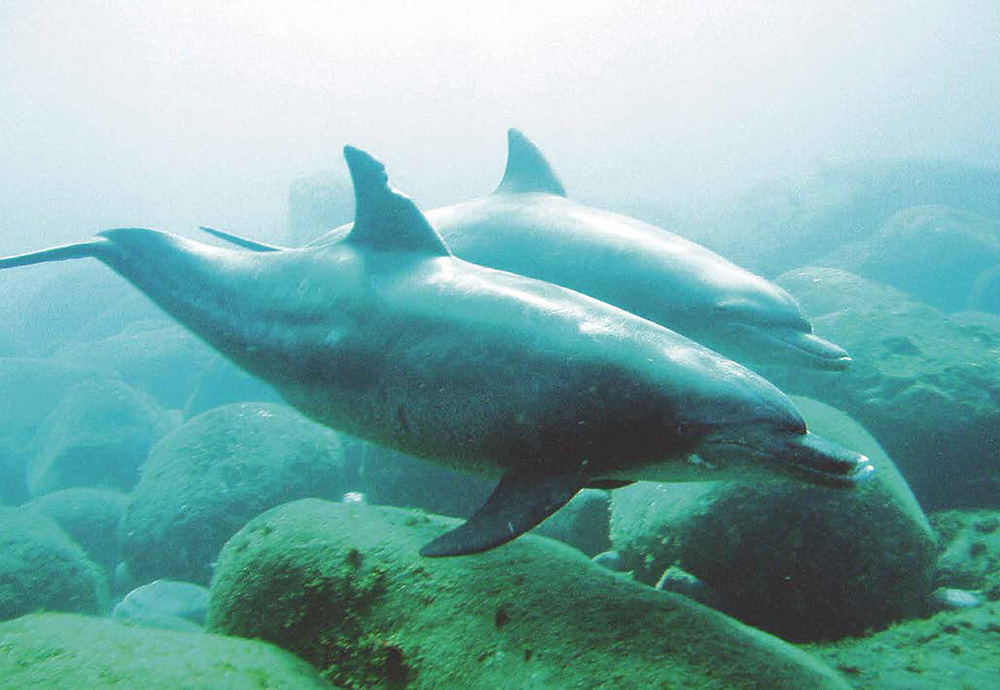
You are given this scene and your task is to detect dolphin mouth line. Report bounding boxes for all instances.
[701,438,873,488]
[747,325,852,371]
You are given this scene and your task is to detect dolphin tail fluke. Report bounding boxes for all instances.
[0,238,110,270]
[419,467,585,557]
[198,226,287,253]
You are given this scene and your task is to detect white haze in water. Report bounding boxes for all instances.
[0,1,997,250]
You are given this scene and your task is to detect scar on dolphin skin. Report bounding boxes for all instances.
[0,144,872,557]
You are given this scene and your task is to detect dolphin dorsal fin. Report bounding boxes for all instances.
[342,146,450,256]
[493,128,566,197]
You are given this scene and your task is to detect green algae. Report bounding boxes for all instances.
[0,507,108,621]
[0,612,337,688]
[209,499,849,689]
[805,602,1000,689]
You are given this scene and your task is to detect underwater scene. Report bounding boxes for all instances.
[1,3,999,688]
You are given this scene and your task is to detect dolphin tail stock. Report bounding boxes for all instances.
[0,238,111,270]
[419,467,586,557]
[198,226,287,253]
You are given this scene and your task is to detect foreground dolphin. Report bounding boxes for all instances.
[203,130,850,370]
[0,146,871,557]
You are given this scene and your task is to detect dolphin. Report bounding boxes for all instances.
[0,145,872,557]
[201,129,850,371]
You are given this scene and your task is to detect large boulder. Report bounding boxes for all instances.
[610,397,937,641]
[820,205,1000,313]
[27,378,174,497]
[208,499,849,690]
[119,403,347,585]
[53,319,218,410]
[701,160,1000,277]
[24,488,130,578]
[0,613,336,688]
[0,507,108,621]
[761,267,1000,510]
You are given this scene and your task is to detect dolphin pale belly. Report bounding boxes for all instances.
[209,130,850,371]
[0,146,871,557]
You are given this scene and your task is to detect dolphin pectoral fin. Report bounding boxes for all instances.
[198,226,287,252]
[493,128,567,197]
[0,238,109,269]
[419,468,585,557]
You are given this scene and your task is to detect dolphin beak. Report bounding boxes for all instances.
[761,431,874,488]
[757,326,852,371]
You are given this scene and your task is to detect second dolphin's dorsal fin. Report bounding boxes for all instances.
[493,128,566,197]
[342,145,450,256]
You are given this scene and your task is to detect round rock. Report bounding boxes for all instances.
[611,396,937,641]
[27,378,173,497]
[119,402,347,585]
[0,507,108,621]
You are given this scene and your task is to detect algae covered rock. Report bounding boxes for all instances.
[0,613,336,688]
[120,402,347,585]
[27,378,174,497]
[24,488,129,577]
[804,601,1000,689]
[208,499,849,689]
[610,397,937,641]
[763,267,1000,511]
[0,507,108,621]
[820,205,1000,313]
[930,509,1000,592]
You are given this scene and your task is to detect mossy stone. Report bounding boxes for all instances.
[610,397,936,641]
[0,612,337,688]
[120,402,346,585]
[24,488,130,578]
[0,507,108,621]
[209,499,849,689]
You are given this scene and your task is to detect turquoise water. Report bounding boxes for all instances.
[1,4,999,688]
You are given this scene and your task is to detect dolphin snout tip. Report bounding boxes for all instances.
[781,432,875,488]
[823,354,853,371]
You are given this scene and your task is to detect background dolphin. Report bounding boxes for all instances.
[0,146,871,557]
[204,129,850,371]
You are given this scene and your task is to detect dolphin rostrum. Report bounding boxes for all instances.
[203,130,850,371]
[0,145,872,557]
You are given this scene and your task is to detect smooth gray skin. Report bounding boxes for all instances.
[301,130,850,371]
[0,146,870,555]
